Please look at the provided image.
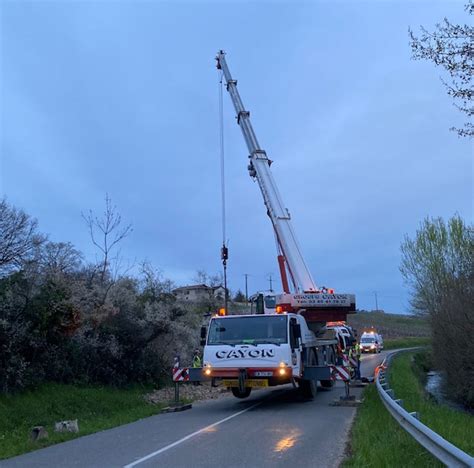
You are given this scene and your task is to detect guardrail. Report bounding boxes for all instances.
[376,349,474,468]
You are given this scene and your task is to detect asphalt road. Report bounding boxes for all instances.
[2,351,388,468]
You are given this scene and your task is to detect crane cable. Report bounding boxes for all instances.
[218,69,229,313]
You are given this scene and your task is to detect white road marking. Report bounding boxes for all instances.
[123,401,262,467]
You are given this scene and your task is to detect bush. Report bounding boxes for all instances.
[400,215,474,408]
[0,199,203,394]
[0,261,200,393]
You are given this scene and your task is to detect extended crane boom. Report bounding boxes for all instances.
[216,50,316,294]
[182,52,358,397]
[216,50,355,322]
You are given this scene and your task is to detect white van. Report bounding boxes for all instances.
[360,332,383,353]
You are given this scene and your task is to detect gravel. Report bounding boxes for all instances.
[145,383,231,405]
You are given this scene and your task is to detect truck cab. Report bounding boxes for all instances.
[248,291,277,315]
[326,321,357,352]
[202,313,313,398]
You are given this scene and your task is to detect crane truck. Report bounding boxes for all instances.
[190,51,356,399]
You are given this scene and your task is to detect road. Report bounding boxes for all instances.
[2,351,387,468]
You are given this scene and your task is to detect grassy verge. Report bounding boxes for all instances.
[343,383,441,467]
[384,336,431,350]
[389,353,473,454]
[344,352,473,466]
[0,383,166,460]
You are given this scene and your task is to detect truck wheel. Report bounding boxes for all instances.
[320,347,335,388]
[231,387,252,399]
[299,350,318,399]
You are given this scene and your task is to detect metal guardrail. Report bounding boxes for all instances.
[376,349,474,468]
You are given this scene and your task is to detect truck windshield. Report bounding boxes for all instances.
[361,337,375,343]
[207,316,287,345]
[264,296,276,309]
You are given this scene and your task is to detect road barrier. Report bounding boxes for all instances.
[172,368,190,382]
[331,365,351,381]
[376,349,474,468]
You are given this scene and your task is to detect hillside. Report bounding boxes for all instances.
[218,304,430,340]
[347,311,430,339]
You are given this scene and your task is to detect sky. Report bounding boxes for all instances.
[1,0,472,314]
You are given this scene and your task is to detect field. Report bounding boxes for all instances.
[347,311,430,339]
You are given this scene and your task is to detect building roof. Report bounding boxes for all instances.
[173,284,210,292]
[173,284,225,293]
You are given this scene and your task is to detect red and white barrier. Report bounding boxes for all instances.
[173,367,190,382]
[331,365,351,381]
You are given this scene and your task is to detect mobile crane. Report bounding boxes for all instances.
[191,51,356,398]
[215,51,355,320]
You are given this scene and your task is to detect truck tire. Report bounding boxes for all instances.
[231,387,252,399]
[299,350,318,399]
[320,346,335,389]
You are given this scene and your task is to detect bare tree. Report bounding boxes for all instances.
[193,269,223,287]
[40,241,83,276]
[409,3,474,137]
[0,198,44,275]
[82,195,132,282]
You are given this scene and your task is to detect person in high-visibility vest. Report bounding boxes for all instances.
[193,349,202,367]
[192,349,201,386]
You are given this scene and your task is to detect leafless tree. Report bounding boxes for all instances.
[82,194,132,282]
[409,2,473,137]
[193,269,223,287]
[0,198,44,275]
[40,241,83,276]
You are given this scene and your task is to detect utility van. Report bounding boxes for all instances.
[360,332,383,353]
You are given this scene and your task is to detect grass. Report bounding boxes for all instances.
[389,353,473,454]
[0,383,166,460]
[344,352,473,467]
[384,336,431,350]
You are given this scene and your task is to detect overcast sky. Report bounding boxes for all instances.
[1,0,472,313]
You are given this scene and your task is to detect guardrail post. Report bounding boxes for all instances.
[409,411,420,420]
[394,399,403,407]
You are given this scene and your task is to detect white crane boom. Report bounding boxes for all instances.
[216,50,317,293]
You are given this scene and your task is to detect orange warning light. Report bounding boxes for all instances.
[218,308,226,316]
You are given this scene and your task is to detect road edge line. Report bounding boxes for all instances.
[123,401,262,467]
